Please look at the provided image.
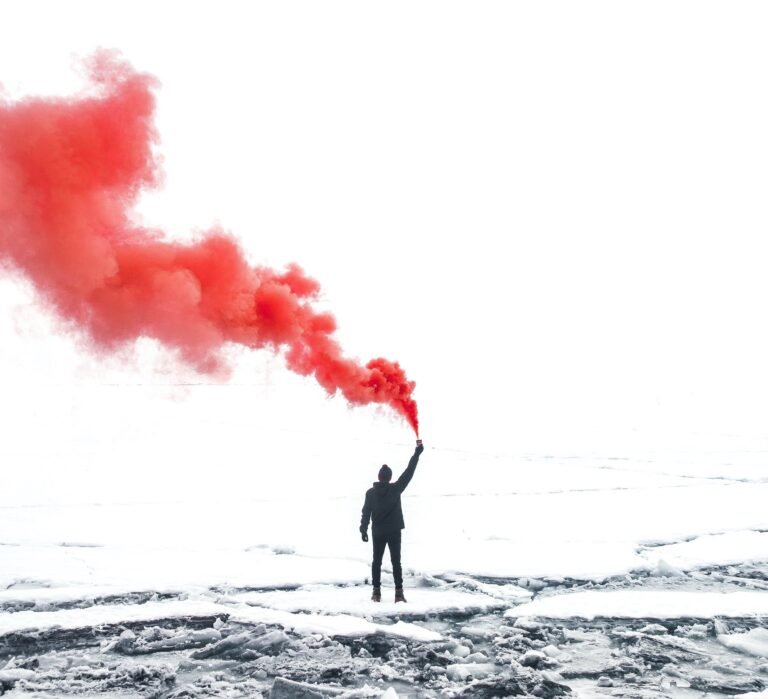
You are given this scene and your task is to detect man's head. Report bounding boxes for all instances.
[378,464,392,482]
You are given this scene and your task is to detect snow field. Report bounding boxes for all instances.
[0,596,441,643]
[507,590,768,621]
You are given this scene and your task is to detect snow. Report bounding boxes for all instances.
[507,590,768,620]
[0,668,36,682]
[231,605,442,642]
[443,577,532,603]
[0,455,764,698]
[0,584,144,605]
[0,599,226,636]
[0,443,766,664]
[2,479,766,592]
[719,628,768,658]
[232,584,505,616]
[0,541,368,593]
[642,530,768,570]
[0,597,441,642]
[446,662,497,681]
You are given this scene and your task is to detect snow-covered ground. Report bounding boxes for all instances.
[509,590,768,620]
[1,453,767,588]
[0,450,766,697]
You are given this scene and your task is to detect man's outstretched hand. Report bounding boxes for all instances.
[415,439,424,456]
[360,529,368,542]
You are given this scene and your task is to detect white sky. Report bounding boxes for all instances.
[1,1,768,505]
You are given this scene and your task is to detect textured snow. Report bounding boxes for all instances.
[232,605,442,642]
[232,584,505,616]
[0,598,441,642]
[0,447,766,667]
[0,599,226,635]
[446,662,497,680]
[1,465,767,587]
[0,668,36,682]
[507,590,768,620]
[444,577,533,603]
[0,542,367,592]
[0,583,173,606]
[719,628,768,657]
[642,530,768,570]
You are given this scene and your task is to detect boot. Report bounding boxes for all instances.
[371,586,381,602]
[395,588,407,603]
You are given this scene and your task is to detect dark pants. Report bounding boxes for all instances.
[371,530,403,589]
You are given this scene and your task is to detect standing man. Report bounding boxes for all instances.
[360,439,424,602]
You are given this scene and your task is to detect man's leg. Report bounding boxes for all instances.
[371,534,387,590]
[388,531,403,590]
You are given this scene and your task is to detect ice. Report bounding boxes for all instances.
[507,589,768,620]
[439,575,534,603]
[1,466,767,589]
[269,676,329,698]
[650,559,686,577]
[451,643,471,658]
[0,541,368,593]
[642,530,768,570]
[191,629,289,659]
[0,599,227,635]
[446,662,496,680]
[113,627,223,655]
[0,428,766,697]
[0,668,36,682]
[720,629,768,658]
[232,583,504,616]
[0,598,440,642]
[235,606,441,642]
[520,649,549,667]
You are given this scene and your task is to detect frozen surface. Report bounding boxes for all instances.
[0,599,226,635]
[0,542,368,592]
[2,480,767,590]
[233,584,505,616]
[508,589,768,620]
[719,628,768,657]
[0,597,441,642]
[642,530,768,570]
[0,448,766,698]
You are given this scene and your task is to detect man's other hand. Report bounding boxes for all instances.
[361,530,369,542]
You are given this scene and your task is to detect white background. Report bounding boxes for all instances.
[1,1,767,509]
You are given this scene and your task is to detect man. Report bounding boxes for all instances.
[360,439,424,602]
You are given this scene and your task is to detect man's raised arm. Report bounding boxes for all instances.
[394,441,424,494]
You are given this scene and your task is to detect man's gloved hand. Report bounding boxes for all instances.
[360,529,368,542]
[415,441,424,455]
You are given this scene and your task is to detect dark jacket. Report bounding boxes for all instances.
[360,447,422,536]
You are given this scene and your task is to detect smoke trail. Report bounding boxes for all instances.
[0,52,419,434]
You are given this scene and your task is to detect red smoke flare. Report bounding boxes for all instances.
[0,53,419,434]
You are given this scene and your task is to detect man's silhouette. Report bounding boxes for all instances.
[360,440,424,602]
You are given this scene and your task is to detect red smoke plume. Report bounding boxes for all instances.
[0,53,419,434]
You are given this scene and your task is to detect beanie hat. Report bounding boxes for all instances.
[378,464,392,482]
